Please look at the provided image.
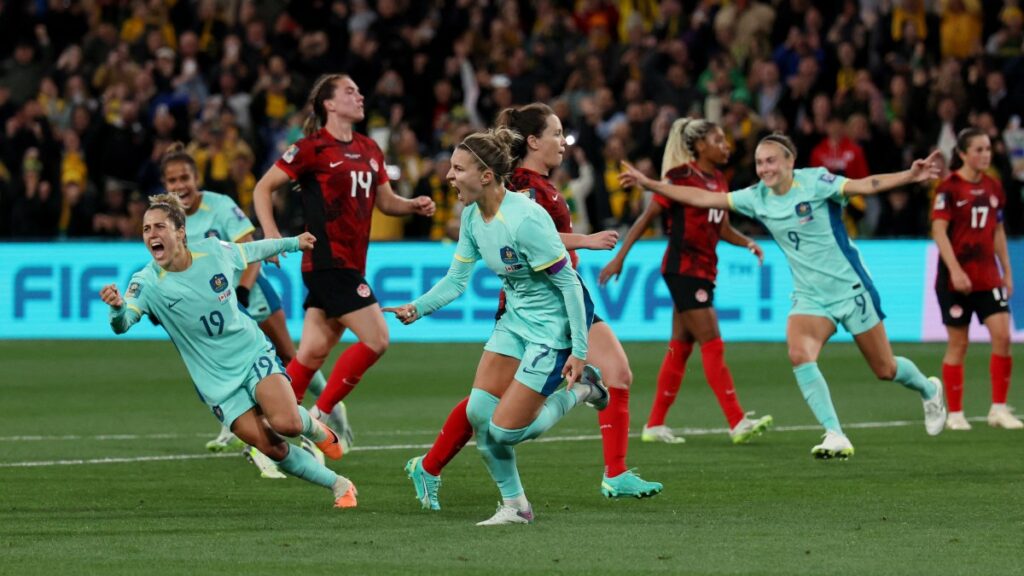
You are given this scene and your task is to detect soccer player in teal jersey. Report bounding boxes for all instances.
[159,144,353,469]
[385,128,609,525]
[98,194,356,508]
[619,133,948,458]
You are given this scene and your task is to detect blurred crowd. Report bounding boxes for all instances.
[1,0,1023,241]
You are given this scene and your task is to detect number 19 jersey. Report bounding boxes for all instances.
[728,167,879,307]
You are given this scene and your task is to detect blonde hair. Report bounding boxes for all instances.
[146,193,188,244]
[457,127,524,184]
[661,118,718,178]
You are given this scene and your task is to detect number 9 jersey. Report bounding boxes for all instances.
[275,128,390,275]
[931,172,1006,292]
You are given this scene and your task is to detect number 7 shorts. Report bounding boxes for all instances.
[484,322,571,397]
[789,291,885,335]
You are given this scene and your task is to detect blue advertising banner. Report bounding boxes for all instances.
[1,239,954,342]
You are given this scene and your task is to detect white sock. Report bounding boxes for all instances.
[503,494,530,511]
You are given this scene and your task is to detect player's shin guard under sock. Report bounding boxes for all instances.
[598,387,629,478]
[296,405,327,442]
[422,396,473,476]
[287,358,317,403]
[942,363,964,412]
[490,389,577,445]
[306,369,328,398]
[316,342,381,412]
[275,444,337,488]
[991,354,1012,404]
[894,357,936,399]
[794,362,843,434]
[647,340,692,427]
[466,389,523,499]
[701,338,745,428]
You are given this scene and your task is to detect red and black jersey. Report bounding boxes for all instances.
[509,167,578,269]
[931,172,1006,292]
[656,163,729,281]
[275,129,389,274]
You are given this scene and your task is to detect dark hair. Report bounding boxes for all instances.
[951,127,989,170]
[302,73,348,136]
[457,127,524,184]
[758,132,798,159]
[159,142,198,179]
[146,193,188,244]
[495,103,555,161]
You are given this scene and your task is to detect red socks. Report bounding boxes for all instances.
[598,387,630,478]
[991,354,1012,404]
[647,340,693,427]
[315,342,381,412]
[422,396,473,476]
[701,338,745,428]
[286,358,317,403]
[942,363,964,412]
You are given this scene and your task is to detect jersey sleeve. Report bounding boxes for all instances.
[518,210,567,271]
[110,272,150,333]
[931,182,952,222]
[370,140,390,186]
[453,208,480,263]
[726,186,758,218]
[994,178,1006,223]
[808,167,848,204]
[274,139,312,181]
[215,197,255,241]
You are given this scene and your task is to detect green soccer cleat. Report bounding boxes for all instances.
[601,469,663,499]
[405,456,442,510]
[729,412,774,444]
[205,425,245,452]
[246,446,286,479]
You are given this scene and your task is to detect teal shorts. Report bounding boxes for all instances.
[206,346,287,427]
[790,291,883,335]
[484,322,570,396]
[246,273,283,323]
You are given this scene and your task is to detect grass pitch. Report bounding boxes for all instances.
[1,341,1022,575]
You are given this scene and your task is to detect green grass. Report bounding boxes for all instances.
[1,341,1022,575]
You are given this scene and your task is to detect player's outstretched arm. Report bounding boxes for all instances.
[618,161,729,210]
[560,230,619,251]
[599,199,662,285]
[239,233,315,264]
[720,213,764,265]
[388,257,475,324]
[844,150,942,196]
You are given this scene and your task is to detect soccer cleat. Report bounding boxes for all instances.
[205,425,244,452]
[404,456,442,510]
[601,469,663,499]
[245,446,287,479]
[326,401,355,452]
[944,411,972,431]
[476,502,534,526]
[641,424,686,444]
[987,405,1024,430]
[923,377,947,436]
[729,412,774,444]
[811,431,855,460]
[300,436,326,466]
[332,476,358,508]
[308,406,345,460]
[578,364,609,410]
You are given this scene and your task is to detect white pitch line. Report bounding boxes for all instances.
[0,416,975,469]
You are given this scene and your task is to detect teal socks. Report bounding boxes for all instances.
[490,388,577,445]
[296,406,326,442]
[276,444,336,488]
[466,389,524,499]
[307,370,327,397]
[794,362,843,434]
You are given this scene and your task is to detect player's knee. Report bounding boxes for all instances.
[873,359,898,381]
[261,442,289,461]
[489,422,526,445]
[607,365,632,389]
[364,333,389,355]
[268,413,303,437]
[788,347,813,366]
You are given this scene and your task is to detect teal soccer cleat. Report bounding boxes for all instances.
[601,469,663,499]
[405,456,442,510]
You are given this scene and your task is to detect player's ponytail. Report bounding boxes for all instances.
[146,193,188,244]
[458,127,524,185]
[661,118,719,178]
[303,73,346,137]
[159,141,198,179]
[496,103,554,162]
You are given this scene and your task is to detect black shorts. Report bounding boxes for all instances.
[663,274,715,311]
[936,286,1010,327]
[302,268,377,319]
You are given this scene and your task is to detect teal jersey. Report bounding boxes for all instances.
[185,191,255,243]
[110,237,299,405]
[454,191,577,350]
[727,167,880,306]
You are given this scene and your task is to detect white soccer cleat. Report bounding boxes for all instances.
[641,424,686,444]
[944,411,972,431]
[729,412,774,444]
[300,436,326,466]
[923,377,947,436]
[476,502,534,526]
[246,446,287,479]
[577,364,609,410]
[205,425,244,452]
[987,405,1024,430]
[811,431,854,460]
[325,401,354,452]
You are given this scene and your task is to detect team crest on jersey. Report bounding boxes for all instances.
[819,172,837,183]
[795,202,814,223]
[282,144,298,164]
[356,283,372,298]
[126,282,141,298]
[500,246,523,272]
[205,230,221,239]
[934,194,946,210]
[210,273,229,293]
[232,206,247,221]
[369,158,379,172]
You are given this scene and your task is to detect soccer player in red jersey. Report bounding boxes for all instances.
[599,118,773,444]
[931,128,1020,430]
[253,74,436,436]
[404,103,662,509]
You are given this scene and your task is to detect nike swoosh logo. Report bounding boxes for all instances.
[168,298,183,309]
[956,200,969,207]
[552,195,560,201]
[330,161,343,168]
